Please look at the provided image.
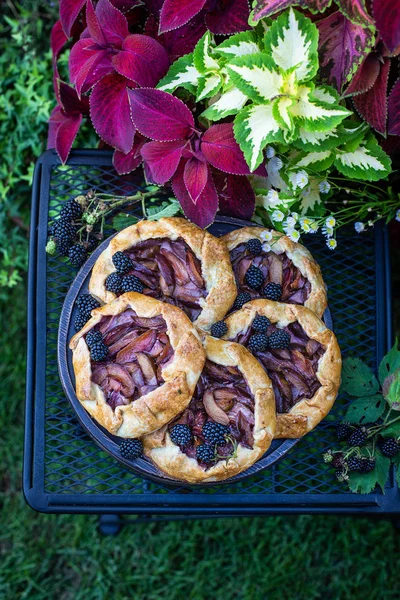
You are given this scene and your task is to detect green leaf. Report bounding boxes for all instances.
[145,199,181,220]
[216,31,261,58]
[227,54,283,104]
[396,464,400,489]
[234,103,283,172]
[291,83,351,131]
[201,86,248,120]
[348,452,390,494]
[111,213,139,230]
[263,8,319,82]
[293,149,334,171]
[196,73,222,101]
[338,122,370,151]
[380,420,400,439]
[334,134,392,181]
[386,369,400,410]
[311,84,339,104]
[157,53,200,94]
[344,394,385,424]
[193,32,219,74]
[340,357,379,397]
[379,339,400,385]
[272,96,295,136]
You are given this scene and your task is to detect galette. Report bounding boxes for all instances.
[69,293,206,438]
[143,334,276,483]
[89,217,236,330]
[223,227,327,317]
[223,300,341,438]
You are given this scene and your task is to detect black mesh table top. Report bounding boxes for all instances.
[24,149,397,515]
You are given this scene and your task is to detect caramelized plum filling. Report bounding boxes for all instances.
[114,237,207,321]
[230,242,311,306]
[234,321,324,413]
[89,310,174,410]
[169,360,255,466]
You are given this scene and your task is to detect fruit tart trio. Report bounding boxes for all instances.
[69,218,341,483]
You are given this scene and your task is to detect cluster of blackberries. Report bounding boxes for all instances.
[74,293,100,331]
[73,293,109,362]
[105,272,144,294]
[243,264,283,302]
[120,438,143,459]
[169,422,231,465]
[248,328,290,353]
[210,320,228,338]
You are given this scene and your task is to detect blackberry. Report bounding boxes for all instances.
[202,422,230,446]
[348,427,368,447]
[85,329,103,349]
[56,236,73,257]
[74,312,89,332]
[77,294,100,319]
[347,456,363,472]
[68,244,87,268]
[262,282,282,301]
[112,251,134,274]
[252,315,271,333]
[120,274,144,294]
[335,469,348,482]
[51,218,76,242]
[86,234,98,253]
[336,422,352,441]
[210,321,228,338]
[332,453,345,468]
[90,341,109,362]
[248,333,269,353]
[380,437,400,458]
[60,199,82,221]
[245,265,264,290]
[196,444,215,464]
[232,292,252,310]
[170,424,192,447]
[120,439,143,459]
[246,238,262,255]
[359,457,375,473]
[268,330,290,349]
[105,272,122,294]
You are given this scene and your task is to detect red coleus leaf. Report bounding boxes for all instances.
[317,11,375,92]
[60,0,86,37]
[353,57,390,134]
[250,0,331,22]
[51,20,69,103]
[373,0,400,54]
[172,162,218,228]
[141,140,186,183]
[112,34,169,86]
[335,0,374,27]
[388,79,400,135]
[86,0,108,45]
[47,106,82,164]
[184,156,208,203]
[213,171,255,220]
[59,80,90,114]
[128,88,194,141]
[113,135,146,175]
[144,0,164,15]
[206,0,251,35]
[145,14,206,60]
[69,39,112,97]
[90,73,136,153]
[201,123,252,175]
[95,0,130,43]
[159,0,208,33]
[345,52,381,96]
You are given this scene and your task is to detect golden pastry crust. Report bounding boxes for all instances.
[69,293,206,438]
[89,217,236,330]
[223,226,327,318]
[223,299,341,438]
[143,334,276,483]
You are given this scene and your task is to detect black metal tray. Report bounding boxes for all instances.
[24,149,395,514]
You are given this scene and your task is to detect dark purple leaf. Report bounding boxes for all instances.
[184,156,208,202]
[47,106,82,163]
[345,52,381,96]
[59,81,89,114]
[60,0,86,37]
[172,162,218,228]
[206,0,251,35]
[380,134,400,155]
[141,140,186,183]
[51,20,68,59]
[317,11,374,91]
[388,78,400,135]
[145,14,206,60]
[111,0,144,10]
[112,34,169,86]
[353,57,390,134]
[128,88,194,141]
[213,172,255,220]
[69,39,112,97]
[113,136,145,175]
[96,0,130,44]
[250,0,330,22]
[90,73,136,153]
[86,0,108,45]
[335,0,374,26]
[144,0,164,15]
[373,0,400,54]
[159,0,207,33]
[201,123,251,175]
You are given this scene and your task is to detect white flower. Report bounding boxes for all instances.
[309,221,319,234]
[354,222,365,233]
[285,216,297,228]
[319,180,330,194]
[326,238,337,250]
[287,229,300,242]
[299,217,313,233]
[269,156,282,171]
[396,209,400,222]
[322,225,334,238]
[266,189,280,207]
[291,212,299,222]
[367,207,372,212]
[325,215,336,228]
[260,230,273,242]
[295,170,308,189]
[266,146,275,159]
[301,186,311,197]
[272,209,285,222]
[262,242,271,252]
[368,220,374,227]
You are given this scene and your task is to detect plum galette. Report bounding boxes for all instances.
[89,217,236,330]
[69,293,205,438]
[223,227,327,317]
[223,300,341,438]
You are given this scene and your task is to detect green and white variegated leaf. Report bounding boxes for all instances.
[312,84,339,104]
[334,135,392,181]
[193,32,219,74]
[291,84,351,132]
[272,96,295,139]
[157,53,200,94]
[234,103,283,172]
[201,86,248,121]
[216,31,261,58]
[263,8,319,83]
[227,54,283,104]
[293,127,340,152]
[293,150,334,171]
[196,73,222,101]
[300,179,323,214]
[339,122,370,152]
